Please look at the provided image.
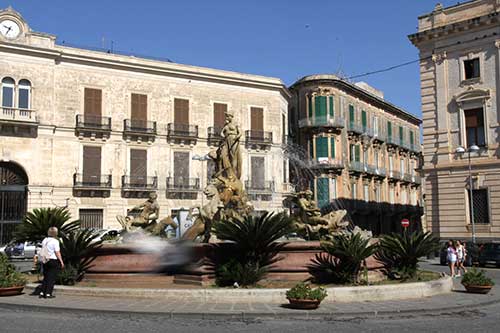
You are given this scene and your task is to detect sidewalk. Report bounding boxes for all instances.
[0,278,498,320]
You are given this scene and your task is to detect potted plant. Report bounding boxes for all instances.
[461,268,494,294]
[0,254,27,296]
[286,282,327,309]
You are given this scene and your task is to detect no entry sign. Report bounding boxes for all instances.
[401,218,410,228]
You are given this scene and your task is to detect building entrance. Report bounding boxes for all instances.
[0,162,28,244]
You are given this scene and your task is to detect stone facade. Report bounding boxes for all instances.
[289,75,423,235]
[0,7,290,236]
[409,0,500,241]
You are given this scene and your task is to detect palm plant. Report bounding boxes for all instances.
[309,233,377,284]
[212,212,294,287]
[60,228,102,279]
[14,207,80,243]
[375,231,439,280]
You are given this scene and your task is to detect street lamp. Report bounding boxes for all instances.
[455,144,480,244]
[192,154,210,207]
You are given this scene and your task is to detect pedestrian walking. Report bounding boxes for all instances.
[446,240,457,278]
[456,240,467,276]
[39,227,65,299]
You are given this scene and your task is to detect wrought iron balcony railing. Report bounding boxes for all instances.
[347,122,364,135]
[167,123,198,139]
[373,167,387,178]
[386,136,399,146]
[0,107,37,123]
[207,126,223,145]
[245,130,273,145]
[124,119,157,134]
[76,114,111,131]
[245,180,274,193]
[73,173,112,188]
[298,116,345,129]
[412,174,422,185]
[121,175,158,190]
[388,170,401,180]
[310,158,344,170]
[166,177,200,191]
[409,143,421,153]
[349,161,365,173]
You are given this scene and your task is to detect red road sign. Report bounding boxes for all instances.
[401,218,410,228]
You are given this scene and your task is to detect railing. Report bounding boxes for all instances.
[73,173,112,188]
[124,119,157,134]
[245,130,273,145]
[347,122,364,135]
[207,126,223,144]
[349,161,365,173]
[167,123,198,138]
[409,143,421,153]
[298,116,345,129]
[373,167,387,177]
[402,173,413,183]
[76,114,111,131]
[388,170,401,180]
[372,130,386,142]
[412,174,422,185]
[386,136,399,146]
[166,177,200,191]
[0,107,37,123]
[245,180,274,193]
[121,175,157,190]
[365,164,378,175]
[310,158,344,170]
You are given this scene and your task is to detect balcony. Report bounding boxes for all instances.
[310,158,344,173]
[207,126,223,146]
[121,175,157,197]
[245,130,273,149]
[75,114,111,140]
[0,107,38,137]
[348,161,365,175]
[166,177,200,192]
[167,123,198,145]
[73,173,112,197]
[245,180,274,201]
[123,119,157,143]
[411,174,422,185]
[347,122,364,137]
[372,167,387,180]
[372,130,386,143]
[409,143,421,154]
[388,170,401,182]
[298,116,345,131]
[401,173,413,184]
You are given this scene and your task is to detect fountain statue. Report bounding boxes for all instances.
[116,192,178,237]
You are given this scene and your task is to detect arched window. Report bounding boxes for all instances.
[18,79,31,109]
[1,77,15,108]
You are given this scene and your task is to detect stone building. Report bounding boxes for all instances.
[409,0,500,241]
[0,7,290,242]
[289,75,423,235]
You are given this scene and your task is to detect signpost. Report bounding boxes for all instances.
[401,218,410,228]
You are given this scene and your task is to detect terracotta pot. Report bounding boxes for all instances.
[462,284,493,294]
[0,286,24,297]
[287,298,322,310]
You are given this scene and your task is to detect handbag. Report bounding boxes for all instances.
[39,239,51,264]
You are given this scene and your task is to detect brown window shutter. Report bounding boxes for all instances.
[213,103,227,129]
[250,156,265,188]
[131,94,147,121]
[84,88,102,117]
[82,146,101,183]
[173,151,190,185]
[250,107,264,131]
[174,98,189,125]
[130,149,147,183]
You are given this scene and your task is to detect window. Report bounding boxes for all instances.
[387,121,392,140]
[464,108,485,147]
[351,182,357,200]
[131,93,148,124]
[411,190,417,206]
[328,96,334,117]
[250,156,265,188]
[363,184,369,202]
[363,149,368,165]
[314,96,327,123]
[174,98,189,125]
[375,184,381,202]
[82,146,101,184]
[349,104,355,125]
[308,95,313,118]
[173,151,190,186]
[130,149,147,185]
[207,159,216,182]
[464,58,480,80]
[315,136,328,161]
[331,178,337,199]
[214,103,227,130]
[468,189,489,224]
[401,187,407,205]
[389,155,393,172]
[350,144,360,162]
[389,187,395,204]
[399,126,404,144]
[361,110,367,131]
[283,159,287,183]
[317,178,329,208]
[18,79,31,109]
[330,137,335,159]
[373,116,379,137]
[400,158,405,175]
[84,88,102,119]
[250,107,264,134]
[79,209,103,229]
[1,77,15,108]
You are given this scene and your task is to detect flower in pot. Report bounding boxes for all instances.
[285,282,328,309]
[461,267,494,294]
[0,254,27,296]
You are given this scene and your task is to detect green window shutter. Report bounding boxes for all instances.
[355,145,360,162]
[410,131,414,145]
[315,96,327,123]
[387,121,392,138]
[361,110,367,130]
[349,104,355,123]
[317,178,330,208]
[308,96,313,118]
[315,136,328,158]
[309,179,315,196]
[399,126,404,142]
[309,139,314,159]
[330,137,335,159]
[329,96,334,117]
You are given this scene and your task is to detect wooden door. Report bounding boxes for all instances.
[131,94,147,128]
[130,149,147,185]
[250,107,264,139]
[84,88,102,124]
[213,103,227,130]
[174,98,189,125]
[82,146,101,185]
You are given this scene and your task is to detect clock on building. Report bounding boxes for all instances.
[0,19,21,39]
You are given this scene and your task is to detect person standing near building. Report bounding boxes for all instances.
[39,227,65,299]
[456,240,467,277]
[446,240,457,278]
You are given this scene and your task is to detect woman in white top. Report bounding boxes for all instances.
[40,227,65,299]
[446,240,457,278]
[456,240,467,277]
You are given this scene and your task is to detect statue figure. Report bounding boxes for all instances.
[218,112,242,180]
[117,192,177,237]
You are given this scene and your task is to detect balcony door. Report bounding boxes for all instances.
[173,151,189,187]
[250,156,265,189]
[84,88,102,126]
[314,96,327,124]
[82,146,101,185]
[130,149,147,186]
[213,103,226,133]
[250,107,264,139]
[131,93,147,130]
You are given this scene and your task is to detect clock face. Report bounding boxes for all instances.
[0,19,21,39]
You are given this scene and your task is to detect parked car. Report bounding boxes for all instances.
[91,229,121,243]
[0,241,41,260]
[478,242,500,267]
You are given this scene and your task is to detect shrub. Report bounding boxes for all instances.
[286,282,327,301]
[14,207,80,243]
[0,254,26,288]
[375,231,439,280]
[308,233,377,284]
[56,264,79,286]
[212,212,294,287]
[60,228,102,277]
[461,268,494,287]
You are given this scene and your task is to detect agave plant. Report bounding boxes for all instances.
[60,228,103,278]
[212,212,294,287]
[375,231,439,280]
[14,207,80,243]
[310,233,377,284]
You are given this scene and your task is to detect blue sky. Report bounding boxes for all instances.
[1,0,462,118]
